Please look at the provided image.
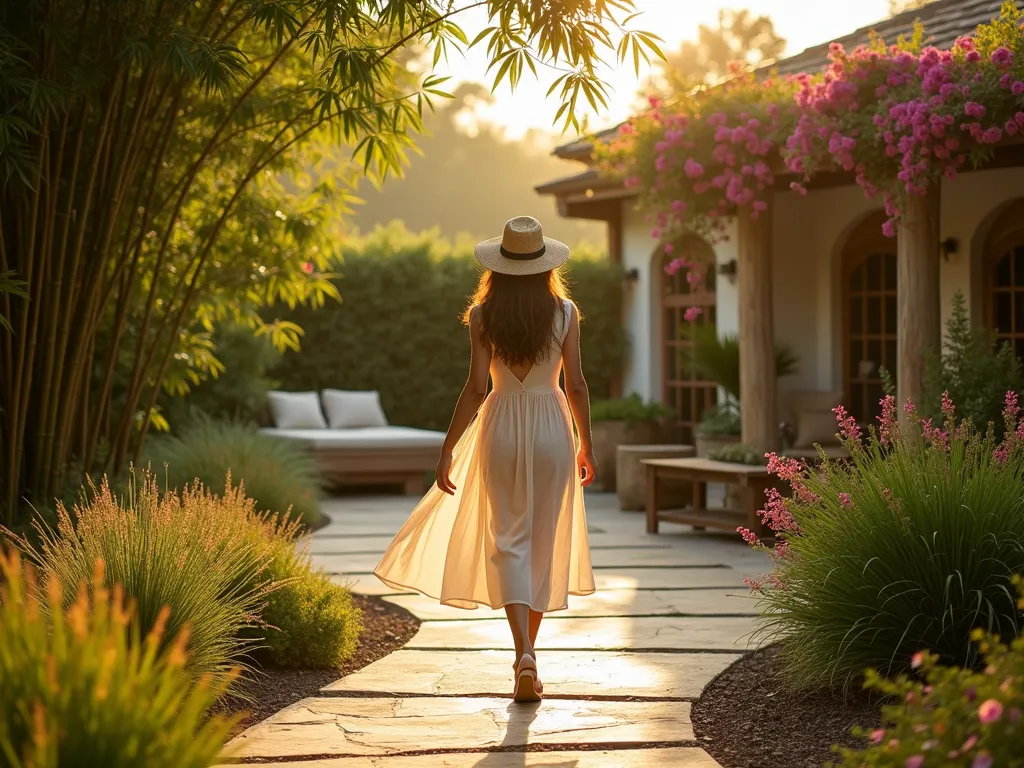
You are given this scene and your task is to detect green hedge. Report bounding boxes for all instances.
[269,223,626,431]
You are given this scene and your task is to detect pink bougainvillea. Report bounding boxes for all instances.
[597,2,1024,261]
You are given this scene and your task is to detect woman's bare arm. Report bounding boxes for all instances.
[561,304,597,485]
[436,309,492,494]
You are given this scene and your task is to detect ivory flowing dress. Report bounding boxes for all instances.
[374,299,595,612]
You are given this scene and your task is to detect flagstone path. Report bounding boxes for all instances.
[222,492,771,767]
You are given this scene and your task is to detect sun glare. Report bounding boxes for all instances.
[435,0,892,140]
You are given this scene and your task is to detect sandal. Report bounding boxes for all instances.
[513,653,542,702]
[512,658,544,694]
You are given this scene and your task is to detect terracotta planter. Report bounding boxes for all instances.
[694,432,742,459]
[591,419,661,492]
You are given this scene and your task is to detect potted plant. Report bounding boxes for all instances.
[681,325,798,457]
[590,394,672,492]
[695,403,742,458]
[707,442,765,466]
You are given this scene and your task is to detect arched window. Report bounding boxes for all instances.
[662,235,717,442]
[842,212,898,424]
[985,199,1024,362]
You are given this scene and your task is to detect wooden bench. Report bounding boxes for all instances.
[642,458,780,537]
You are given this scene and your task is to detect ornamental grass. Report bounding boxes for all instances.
[0,549,238,768]
[748,392,1024,694]
[4,470,280,691]
[147,418,324,527]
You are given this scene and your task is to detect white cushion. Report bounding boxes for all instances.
[321,389,389,429]
[260,426,444,451]
[267,391,327,429]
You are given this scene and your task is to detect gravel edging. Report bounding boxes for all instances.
[222,593,420,735]
[691,644,883,768]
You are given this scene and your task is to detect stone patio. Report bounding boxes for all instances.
[222,492,770,766]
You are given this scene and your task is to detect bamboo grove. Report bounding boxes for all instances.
[0,0,660,523]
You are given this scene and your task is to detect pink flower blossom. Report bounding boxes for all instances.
[992,47,1013,66]
[765,452,803,482]
[757,486,801,534]
[870,728,886,744]
[684,158,705,178]
[911,651,925,669]
[686,271,702,286]
[737,526,760,545]
[965,101,986,118]
[906,757,924,768]
[838,493,853,508]
[973,752,994,768]
[664,243,675,255]
[664,258,688,276]
[878,395,898,445]
[978,698,1004,723]
[683,306,703,322]
[302,261,314,275]
[832,404,862,442]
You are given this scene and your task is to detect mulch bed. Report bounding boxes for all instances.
[222,593,420,736]
[692,644,884,768]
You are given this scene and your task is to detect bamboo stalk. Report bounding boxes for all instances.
[42,76,123,501]
[115,17,313,468]
[33,111,73,492]
[5,118,50,522]
[87,101,180,473]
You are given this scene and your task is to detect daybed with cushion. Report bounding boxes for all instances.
[260,389,445,494]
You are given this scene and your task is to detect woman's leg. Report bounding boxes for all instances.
[505,604,535,661]
[528,609,543,647]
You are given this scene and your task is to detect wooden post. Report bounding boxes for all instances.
[896,187,941,419]
[738,202,779,455]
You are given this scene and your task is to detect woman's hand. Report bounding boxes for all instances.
[435,451,456,495]
[577,448,598,486]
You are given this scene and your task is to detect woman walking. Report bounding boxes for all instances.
[374,216,597,702]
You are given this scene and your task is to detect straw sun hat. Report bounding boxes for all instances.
[474,216,570,275]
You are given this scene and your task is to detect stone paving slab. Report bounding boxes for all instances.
[225,697,692,759]
[406,616,757,652]
[314,551,730,574]
[322,649,742,698]
[218,747,721,767]
[329,568,750,593]
[309,537,678,557]
[383,589,756,620]
[330,573,413,595]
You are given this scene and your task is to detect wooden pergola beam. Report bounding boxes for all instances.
[738,201,779,455]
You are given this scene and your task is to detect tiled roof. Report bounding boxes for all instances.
[551,0,1019,161]
[774,0,1021,76]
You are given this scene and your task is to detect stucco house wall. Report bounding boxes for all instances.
[616,167,1024,414]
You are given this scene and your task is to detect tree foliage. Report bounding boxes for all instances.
[644,8,786,95]
[0,0,660,524]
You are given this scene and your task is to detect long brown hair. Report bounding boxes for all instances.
[463,268,572,366]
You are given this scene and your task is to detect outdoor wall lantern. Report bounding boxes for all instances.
[624,267,640,283]
[940,237,959,261]
[717,259,738,284]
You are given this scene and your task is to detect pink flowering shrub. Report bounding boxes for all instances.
[746,391,1024,693]
[595,69,800,245]
[600,2,1024,245]
[832,589,1024,766]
